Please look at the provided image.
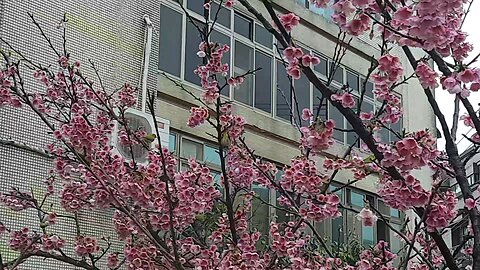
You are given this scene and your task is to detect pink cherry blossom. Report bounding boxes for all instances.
[465,198,477,210]
[278,13,300,32]
[357,208,378,226]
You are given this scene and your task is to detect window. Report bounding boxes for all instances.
[187,0,205,15]
[169,133,177,152]
[181,138,204,160]
[234,13,253,39]
[276,60,292,121]
[474,163,480,183]
[234,41,254,105]
[159,5,183,77]
[255,51,273,113]
[185,20,206,85]
[255,24,273,48]
[204,145,221,165]
[158,3,402,148]
[211,2,231,28]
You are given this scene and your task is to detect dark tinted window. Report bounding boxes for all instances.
[360,78,374,98]
[314,54,328,76]
[234,13,253,39]
[187,0,205,15]
[255,51,272,113]
[295,75,311,126]
[329,102,344,142]
[211,30,231,96]
[276,61,292,121]
[159,6,183,76]
[185,20,206,85]
[211,2,231,28]
[332,66,344,84]
[313,89,327,120]
[255,24,273,48]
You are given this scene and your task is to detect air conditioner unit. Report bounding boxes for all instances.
[111,108,170,164]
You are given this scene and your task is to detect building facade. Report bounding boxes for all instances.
[0,0,436,268]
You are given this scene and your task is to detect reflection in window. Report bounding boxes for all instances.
[390,208,400,218]
[255,51,272,113]
[350,191,364,208]
[234,41,254,105]
[159,6,183,77]
[204,145,221,165]
[362,225,374,247]
[182,139,203,160]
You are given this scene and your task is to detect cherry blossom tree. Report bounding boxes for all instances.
[0,0,480,269]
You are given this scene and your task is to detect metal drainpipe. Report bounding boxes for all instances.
[141,14,153,112]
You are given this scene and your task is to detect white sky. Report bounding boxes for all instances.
[435,1,480,152]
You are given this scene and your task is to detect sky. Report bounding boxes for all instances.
[435,1,480,152]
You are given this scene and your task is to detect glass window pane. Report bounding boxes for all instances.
[295,0,307,6]
[332,66,344,84]
[362,225,374,247]
[159,6,183,76]
[255,24,273,48]
[347,71,359,92]
[330,185,344,203]
[346,97,359,146]
[211,2,231,28]
[314,54,328,77]
[378,200,390,216]
[328,102,344,142]
[390,208,400,218]
[313,89,327,120]
[360,79,374,98]
[234,41,254,105]
[276,191,290,223]
[390,118,402,142]
[350,191,364,208]
[185,20,206,85]
[276,61,292,121]
[295,75,311,126]
[361,100,374,114]
[234,13,252,39]
[332,214,344,244]
[378,127,390,144]
[168,133,176,152]
[181,139,203,160]
[376,219,389,242]
[204,145,221,165]
[187,0,205,15]
[390,224,401,253]
[251,186,270,243]
[255,51,272,113]
[211,30,231,96]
